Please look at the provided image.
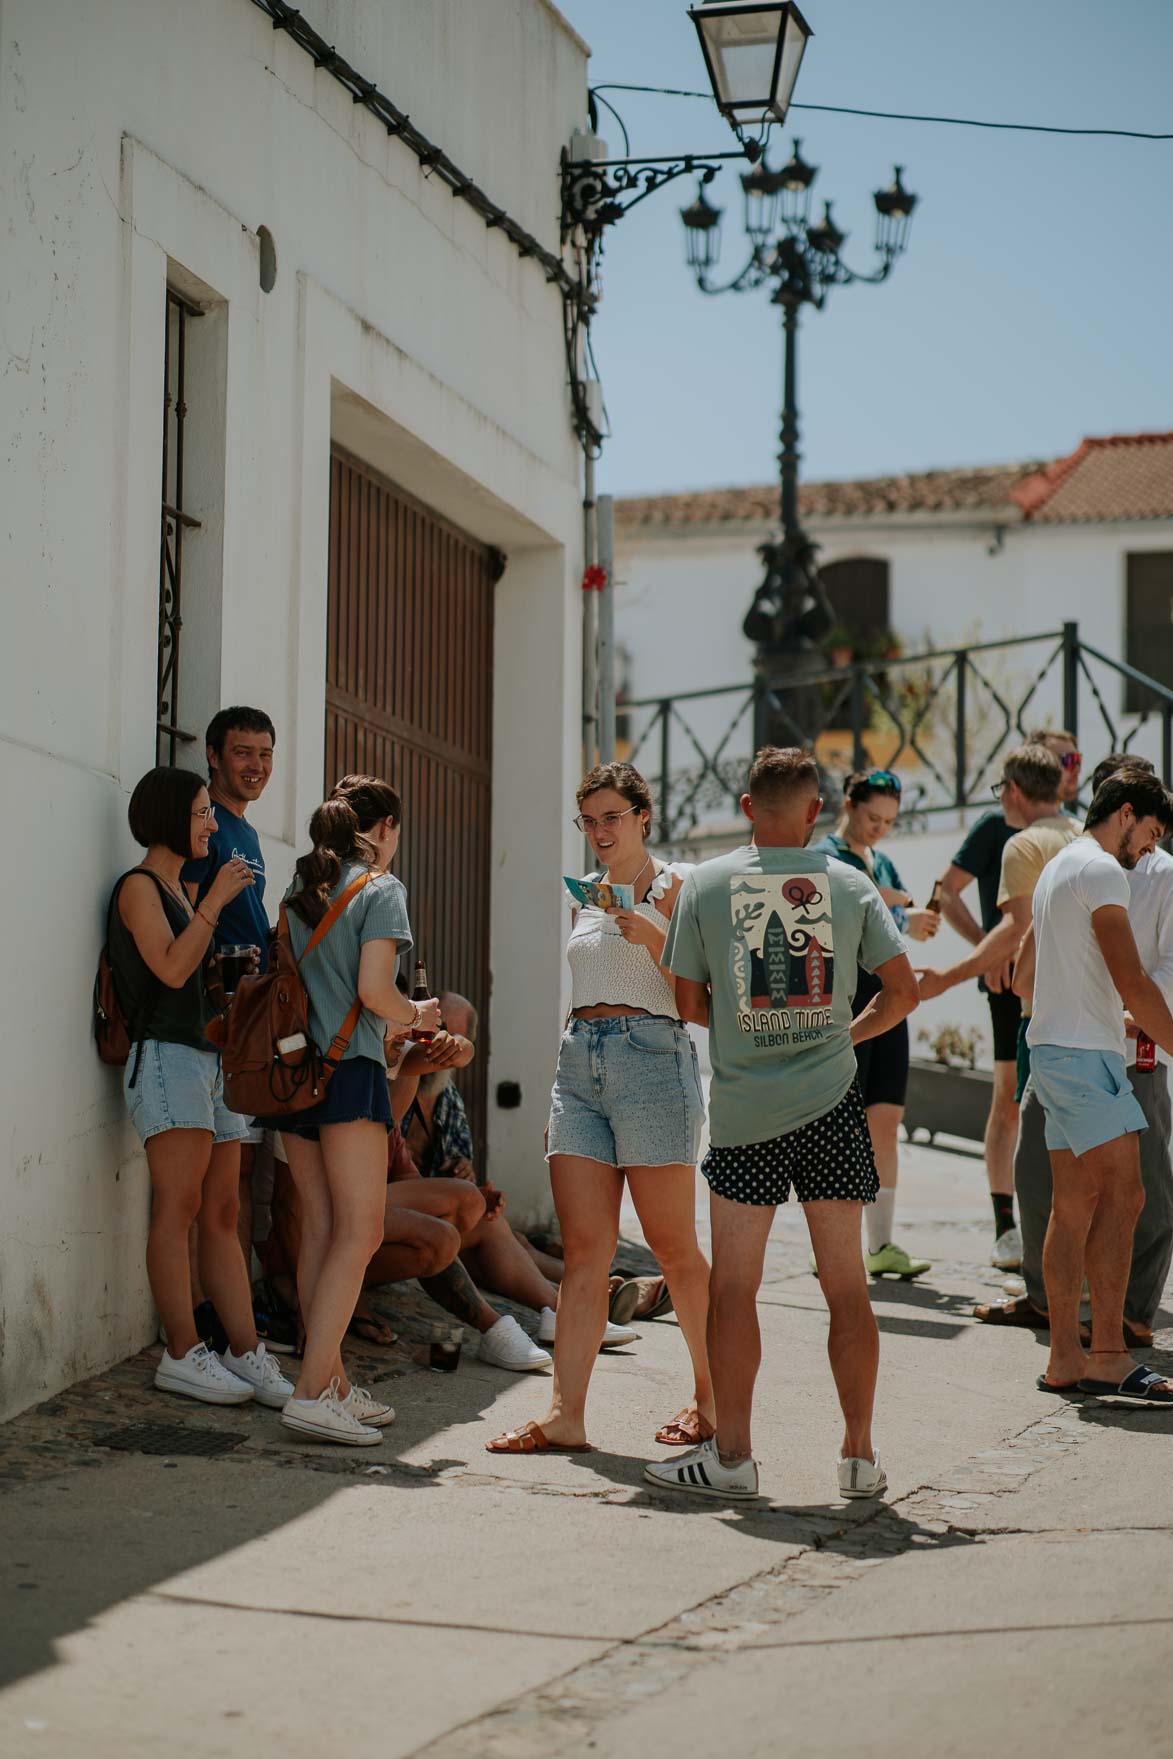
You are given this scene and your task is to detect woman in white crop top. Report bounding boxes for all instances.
[488,763,712,1457]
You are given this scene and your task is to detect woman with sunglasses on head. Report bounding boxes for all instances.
[109,766,295,1410]
[487,761,713,1457]
[814,769,939,1280]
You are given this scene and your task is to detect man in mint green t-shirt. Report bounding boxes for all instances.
[644,748,917,1506]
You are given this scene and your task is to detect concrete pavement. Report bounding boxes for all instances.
[1,1136,1171,1757]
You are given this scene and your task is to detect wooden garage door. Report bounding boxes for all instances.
[325,448,497,1152]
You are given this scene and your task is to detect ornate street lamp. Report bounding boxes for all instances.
[681,138,918,745]
[689,2,814,140]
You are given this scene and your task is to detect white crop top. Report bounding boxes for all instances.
[565,863,690,1018]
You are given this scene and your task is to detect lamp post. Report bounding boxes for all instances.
[682,143,918,747]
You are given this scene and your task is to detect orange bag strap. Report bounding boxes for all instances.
[279,871,373,1072]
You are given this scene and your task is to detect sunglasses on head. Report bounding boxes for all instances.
[1058,751,1082,771]
[861,769,902,797]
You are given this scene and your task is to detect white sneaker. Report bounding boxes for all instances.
[644,1436,759,1501]
[343,1385,396,1427]
[537,1307,639,1351]
[479,1314,552,1372]
[281,1377,381,1447]
[155,1343,254,1406]
[222,1343,295,1410]
[991,1226,1023,1270]
[838,1452,887,1499]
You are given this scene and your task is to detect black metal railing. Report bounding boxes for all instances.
[623,623,1173,849]
[156,289,201,765]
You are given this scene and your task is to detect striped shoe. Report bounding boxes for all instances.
[643,1437,759,1501]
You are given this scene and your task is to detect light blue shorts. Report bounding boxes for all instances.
[1030,1044,1148,1158]
[547,1014,704,1169]
[124,1040,251,1148]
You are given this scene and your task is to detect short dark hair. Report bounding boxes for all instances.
[748,746,820,809]
[205,706,276,770]
[1002,743,1062,804]
[1089,752,1155,798]
[1085,769,1173,833]
[577,762,653,841]
[128,765,205,856]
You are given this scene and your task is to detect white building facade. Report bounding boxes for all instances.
[0,0,591,1419]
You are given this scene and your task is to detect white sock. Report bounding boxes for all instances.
[866,1188,897,1255]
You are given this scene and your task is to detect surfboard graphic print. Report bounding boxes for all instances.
[729,872,835,1034]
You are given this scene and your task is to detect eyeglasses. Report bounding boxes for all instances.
[574,805,640,834]
[192,806,216,822]
[1058,751,1082,771]
[862,769,901,797]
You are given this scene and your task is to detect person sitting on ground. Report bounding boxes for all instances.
[390,993,637,1354]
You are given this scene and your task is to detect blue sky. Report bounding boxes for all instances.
[557,0,1173,496]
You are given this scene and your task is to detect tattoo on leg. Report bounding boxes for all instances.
[419,1259,490,1328]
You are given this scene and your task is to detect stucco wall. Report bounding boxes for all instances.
[0,0,588,1419]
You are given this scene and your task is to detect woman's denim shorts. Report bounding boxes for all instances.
[547,1014,704,1169]
[278,1055,393,1141]
[123,1040,250,1148]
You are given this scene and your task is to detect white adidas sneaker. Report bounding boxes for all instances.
[479,1314,552,1372]
[838,1452,887,1499]
[155,1343,254,1407]
[222,1343,295,1410]
[537,1308,638,1351]
[643,1437,759,1501]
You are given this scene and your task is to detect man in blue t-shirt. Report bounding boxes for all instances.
[644,748,918,1507]
[182,706,280,1344]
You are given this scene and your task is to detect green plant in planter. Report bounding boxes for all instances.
[918,1021,984,1070]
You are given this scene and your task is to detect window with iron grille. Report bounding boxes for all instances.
[1125,552,1173,714]
[156,289,203,765]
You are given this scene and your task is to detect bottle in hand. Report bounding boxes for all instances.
[926,878,943,914]
[1136,1032,1158,1072]
[411,959,436,1044]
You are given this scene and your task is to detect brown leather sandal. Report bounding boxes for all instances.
[655,1408,716,1447]
[973,1296,1049,1328]
[485,1420,593,1455]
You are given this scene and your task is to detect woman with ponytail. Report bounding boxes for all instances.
[276,774,441,1447]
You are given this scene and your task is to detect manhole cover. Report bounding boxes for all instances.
[93,1424,247,1458]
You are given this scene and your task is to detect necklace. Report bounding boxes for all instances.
[142,865,194,916]
[607,851,653,901]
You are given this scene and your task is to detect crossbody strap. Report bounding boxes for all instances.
[280,870,373,1072]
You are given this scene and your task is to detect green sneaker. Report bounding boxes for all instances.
[865,1242,931,1280]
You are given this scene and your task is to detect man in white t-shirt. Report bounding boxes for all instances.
[1028,768,1173,1404]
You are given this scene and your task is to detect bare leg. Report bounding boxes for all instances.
[1083,1133,1145,1380]
[536,1156,625,1446]
[804,1201,878,1462]
[1043,1146,1095,1385]
[237,1143,256,1268]
[281,1134,333,1353]
[195,1141,258,1357]
[985,1063,1019,1197]
[626,1165,713,1425]
[462,1211,559,1312]
[293,1121,387,1402]
[520,1236,565,1283]
[187,1226,206,1308]
[868,1103,902,1192]
[145,1129,212,1360]
[706,1190,775,1461]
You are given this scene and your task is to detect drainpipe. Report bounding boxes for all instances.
[597,494,616,764]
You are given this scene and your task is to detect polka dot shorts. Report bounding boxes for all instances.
[702,1082,879,1207]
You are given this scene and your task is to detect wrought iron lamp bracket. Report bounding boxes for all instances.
[560,150,741,248]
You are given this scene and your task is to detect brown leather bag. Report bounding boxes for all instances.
[93,870,169,1082]
[212,872,370,1117]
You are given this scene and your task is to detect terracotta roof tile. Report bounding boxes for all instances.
[1012,432,1173,523]
[615,434,1173,530]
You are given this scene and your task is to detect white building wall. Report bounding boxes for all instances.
[0,0,589,1419]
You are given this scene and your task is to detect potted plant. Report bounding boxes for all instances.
[825,622,855,670]
[903,1021,992,1145]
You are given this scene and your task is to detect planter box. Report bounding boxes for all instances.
[903,1058,992,1144]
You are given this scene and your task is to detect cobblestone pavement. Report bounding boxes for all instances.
[1,1139,1172,1758]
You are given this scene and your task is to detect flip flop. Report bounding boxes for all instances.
[609,1275,673,1326]
[346,1313,398,1348]
[1036,1373,1084,1397]
[485,1420,593,1455]
[1078,1365,1173,1404]
[973,1296,1049,1329]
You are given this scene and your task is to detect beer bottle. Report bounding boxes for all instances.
[411,959,435,1044]
[926,878,943,914]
